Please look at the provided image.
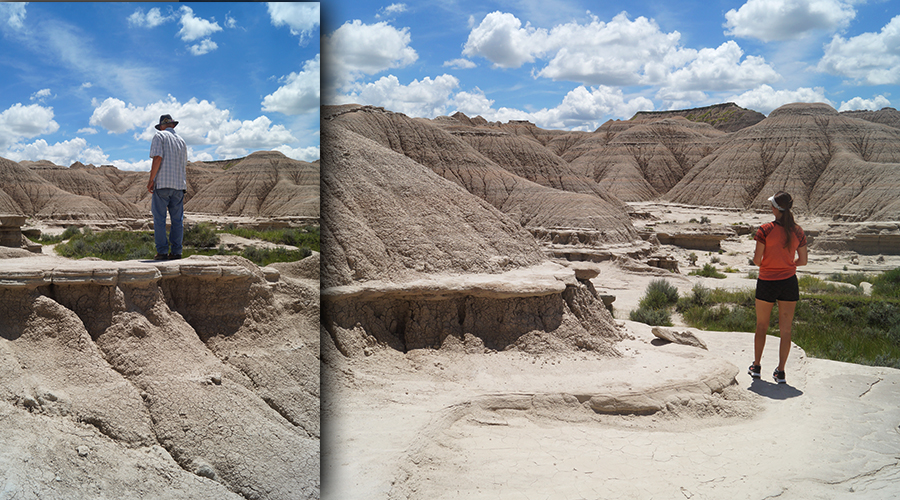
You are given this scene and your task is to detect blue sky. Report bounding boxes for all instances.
[0,2,319,171]
[322,0,898,131]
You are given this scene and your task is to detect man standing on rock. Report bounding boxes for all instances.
[146,114,188,260]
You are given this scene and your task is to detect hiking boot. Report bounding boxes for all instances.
[748,364,761,378]
[153,253,168,261]
[773,369,786,384]
[168,253,182,260]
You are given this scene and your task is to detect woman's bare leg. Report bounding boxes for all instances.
[754,299,776,366]
[776,300,797,371]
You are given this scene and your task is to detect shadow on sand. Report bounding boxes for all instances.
[748,378,803,400]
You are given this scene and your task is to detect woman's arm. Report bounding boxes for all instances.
[753,240,765,266]
[795,245,808,266]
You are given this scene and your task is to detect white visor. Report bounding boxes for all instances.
[768,195,784,211]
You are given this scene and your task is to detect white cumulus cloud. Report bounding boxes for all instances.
[447,85,654,131]
[267,2,319,41]
[88,95,297,156]
[0,103,60,150]
[838,95,892,112]
[323,20,418,94]
[263,55,320,115]
[336,74,461,119]
[463,11,549,68]
[188,38,218,56]
[4,138,108,167]
[664,41,781,92]
[461,11,778,91]
[30,88,54,102]
[177,6,222,42]
[818,15,900,85]
[724,0,856,42]
[730,84,832,114]
[274,144,320,163]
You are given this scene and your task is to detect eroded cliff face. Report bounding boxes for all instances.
[323,264,626,357]
[0,255,319,500]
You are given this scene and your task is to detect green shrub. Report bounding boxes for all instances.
[639,279,679,310]
[688,253,698,266]
[56,230,154,261]
[183,223,219,248]
[677,284,712,312]
[872,268,900,299]
[629,306,672,326]
[689,264,726,279]
[240,245,312,267]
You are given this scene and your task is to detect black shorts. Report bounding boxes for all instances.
[756,275,799,303]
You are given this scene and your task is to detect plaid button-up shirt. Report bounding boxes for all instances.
[150,128,187,190]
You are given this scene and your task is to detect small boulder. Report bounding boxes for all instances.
[651,326,708,350]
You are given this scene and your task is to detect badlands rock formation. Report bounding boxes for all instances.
[631,102,766,132]
[0,253,320,499]
[1,151,319,221]
[321,117,628,357]
[185,151,320,218]
[666,103,900,220]
[323,104,637,246]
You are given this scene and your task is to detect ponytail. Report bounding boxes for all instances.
[772,191,795,248]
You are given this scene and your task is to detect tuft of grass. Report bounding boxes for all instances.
[798,275,863,295]
[221,225,320,253]
[689,263,726,279]
[183,222,220,248]
[54,227,313,265]
[630,280,678,326]
[56,230,155,261]
[872,268,900,299]
[629,306,673,326]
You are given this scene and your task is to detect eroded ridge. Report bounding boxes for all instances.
[0,255,319,500]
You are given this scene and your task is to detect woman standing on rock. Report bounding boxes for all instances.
[750,191,807,384]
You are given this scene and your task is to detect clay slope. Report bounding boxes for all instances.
[0,255,319,499]
[31,164,144,219]
[0,156,119,219]
[184,151,320,218]
[433,114,609,198]
[665,103,900,220]
[321,124,545,288]
[840,107,900,130]
[324,105,637,245]
[570,117,726,201]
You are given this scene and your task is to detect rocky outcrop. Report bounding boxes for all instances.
[665,103,900,220]
[840,107,900,130]
[651,223,737,251]
[321,117,628,357]
[810,222,900,255]
[0,215,41,253]
[0,255,319,499]
[630,102,766,132]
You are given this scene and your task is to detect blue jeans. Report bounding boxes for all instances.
[151,188,185,255]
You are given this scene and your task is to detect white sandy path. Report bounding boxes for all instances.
[322,321,900,499]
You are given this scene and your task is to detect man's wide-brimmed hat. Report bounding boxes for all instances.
[155,114,179,130]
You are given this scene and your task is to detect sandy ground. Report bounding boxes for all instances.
[322,203,900,499]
